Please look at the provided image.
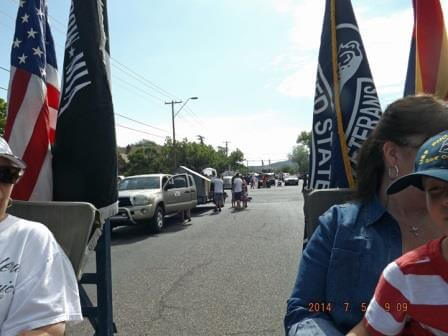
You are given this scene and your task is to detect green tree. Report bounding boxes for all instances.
[125,143,163,175]
[297,131,312,148]
[0,99,7,137]
[280,165,293,174]
[117,152,128,175]
[288,145,309,173]
[288,130,312,173]
[122,137,248,177]
[228,148,245,172]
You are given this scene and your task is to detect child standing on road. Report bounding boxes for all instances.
[347,130,448,336]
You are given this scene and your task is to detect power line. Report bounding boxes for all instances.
[110,57,179,100]
[116,124,166,139]
[115,113,168,133]
[112,74,165,104]
[110,61,175,101]
[0,87,7,91]
[0,66,9,73]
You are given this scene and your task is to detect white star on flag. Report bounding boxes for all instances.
[33,46,44,57]
[19,0,26,8]
[27,28,37,38]
[36,7,44,18]
[69,47,75,58]
[18,54,27,64]
[13,38,22,48]
[21,13,29,23]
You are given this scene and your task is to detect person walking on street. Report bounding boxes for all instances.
[213,176,224,212]
[251,174,256,189]
[233,173,243,209]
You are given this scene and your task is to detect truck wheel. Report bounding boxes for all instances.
[149,206,164,233]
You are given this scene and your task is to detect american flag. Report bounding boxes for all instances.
[5,0,59,201]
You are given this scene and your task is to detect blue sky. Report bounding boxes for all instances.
[0,0,445,165]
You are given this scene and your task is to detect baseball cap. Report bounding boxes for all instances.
[0,137,26,169]
[387,130,448,195]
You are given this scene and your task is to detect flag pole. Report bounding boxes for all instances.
[330,0,355,188]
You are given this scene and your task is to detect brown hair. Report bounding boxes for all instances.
[355,94,448,200]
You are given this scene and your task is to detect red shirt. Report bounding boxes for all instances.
[364,237,448,335]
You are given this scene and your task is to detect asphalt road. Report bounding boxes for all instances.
[67,183,305,336]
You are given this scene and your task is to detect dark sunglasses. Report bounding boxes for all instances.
[0,166,24,184]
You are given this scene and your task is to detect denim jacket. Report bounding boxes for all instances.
[284,197,402,335]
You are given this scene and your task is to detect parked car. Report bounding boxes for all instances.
[223,176,233,190]
[284,175,299,186]
[177,166,213,205]
[112,173,197,233]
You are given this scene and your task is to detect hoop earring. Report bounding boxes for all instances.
[7,198,12,209]
[388,165,399,179]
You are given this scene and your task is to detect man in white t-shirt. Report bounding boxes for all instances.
[0,137,82,335]
[233,173,243,209]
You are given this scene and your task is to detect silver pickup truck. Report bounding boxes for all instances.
[111,173,197,233]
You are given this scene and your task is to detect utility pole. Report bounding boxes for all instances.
[224,141,230,172]
[165,100,182,170]
[223,141,230,156]
[165,97,198,171]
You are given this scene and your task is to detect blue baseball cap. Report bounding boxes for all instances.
[387,130,448,195]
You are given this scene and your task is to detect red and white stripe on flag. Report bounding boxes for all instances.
[5,0,60,201]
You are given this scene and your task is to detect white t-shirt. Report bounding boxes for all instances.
[213,178,224,193]
[233,177,243,192]
[0,215,83,335]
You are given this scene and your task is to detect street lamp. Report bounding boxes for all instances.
[165,97,198,170]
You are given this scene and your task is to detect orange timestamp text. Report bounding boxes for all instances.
[308,302,408,313]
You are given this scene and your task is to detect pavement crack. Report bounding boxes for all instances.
[147,259,214,331]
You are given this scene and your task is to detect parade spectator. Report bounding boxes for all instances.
[284,95,448,335]
[262,174,267,188]
[0,137,82,336]
[213,175,224,212]
[348,130,448,335]
[251,174,256,189]
[233,173,243,209]
[231,174,236,208]
[241,177,248,208]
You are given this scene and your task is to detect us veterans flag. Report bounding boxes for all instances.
[5,0,59,201]
[309,0,382,189]
[404,0,448,98]
[52,0,118,218]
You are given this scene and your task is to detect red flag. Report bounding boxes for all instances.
[404,0,448,98]
[5,0,59,201]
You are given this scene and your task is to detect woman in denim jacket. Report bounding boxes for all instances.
[284,95,448,335]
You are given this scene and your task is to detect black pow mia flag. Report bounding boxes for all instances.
[53,0,118,219]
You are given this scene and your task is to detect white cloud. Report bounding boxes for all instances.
[270,1,414,105]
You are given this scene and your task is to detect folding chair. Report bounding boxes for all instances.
[302,188,355,248]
